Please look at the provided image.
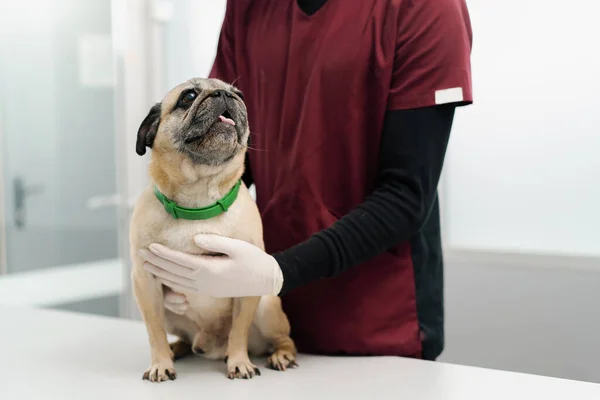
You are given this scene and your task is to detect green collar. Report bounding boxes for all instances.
[154,180,242,220]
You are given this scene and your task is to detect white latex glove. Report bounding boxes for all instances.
[163,287,189,315]
[138,234,284,298]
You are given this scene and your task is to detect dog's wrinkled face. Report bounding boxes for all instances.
[136,78,248,166]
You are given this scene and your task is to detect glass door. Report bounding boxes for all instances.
[0,0,124,316]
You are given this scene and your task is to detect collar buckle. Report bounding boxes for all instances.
[216,199,229,212]
[164,199,178,219]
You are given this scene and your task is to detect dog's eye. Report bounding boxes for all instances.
[234,90,244,100]
[178,90,197,107]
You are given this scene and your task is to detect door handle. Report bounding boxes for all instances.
[13,177,44,229]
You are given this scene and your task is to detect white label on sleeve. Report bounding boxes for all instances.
[435,87,464,105]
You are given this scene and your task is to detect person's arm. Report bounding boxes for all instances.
[274,104,455,294]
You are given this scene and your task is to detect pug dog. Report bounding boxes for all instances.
[130,78,297,382]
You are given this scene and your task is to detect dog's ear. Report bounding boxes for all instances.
[136,103,161,156]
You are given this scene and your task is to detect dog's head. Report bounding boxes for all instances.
[136,78,248,166]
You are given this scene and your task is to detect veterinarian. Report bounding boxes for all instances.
[140,0,473,361]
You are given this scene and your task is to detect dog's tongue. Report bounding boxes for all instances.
[218,115,236,126]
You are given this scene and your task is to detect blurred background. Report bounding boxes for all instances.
[0,0,598,384]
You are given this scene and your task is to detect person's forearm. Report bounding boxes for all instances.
[273,105,456,294]
[274,172,423,294]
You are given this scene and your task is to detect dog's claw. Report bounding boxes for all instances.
[165,369,176,380]
[142,363,177,383]
[227,362,259,380]
[267,350,297,372]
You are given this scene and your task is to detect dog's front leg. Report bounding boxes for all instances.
[132,264,176,382]
[226,296,261,379]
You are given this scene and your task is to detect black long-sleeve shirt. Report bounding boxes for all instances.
[243,105,456,294]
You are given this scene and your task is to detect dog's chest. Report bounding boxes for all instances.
[143,197,244,331]
[154,212,237,254]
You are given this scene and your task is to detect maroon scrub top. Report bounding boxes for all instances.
[210,0,472,357]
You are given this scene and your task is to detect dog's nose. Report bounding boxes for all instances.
[210,89,234,98]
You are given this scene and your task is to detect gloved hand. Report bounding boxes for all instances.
[163,288,188,315]
[138,234,284,298]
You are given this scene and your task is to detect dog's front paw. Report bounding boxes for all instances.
[267,350,298,371]
[142,360,177,382]
[227,358,261,380]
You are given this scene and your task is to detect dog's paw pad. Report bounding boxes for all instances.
[142,362,177,382]
[267,350,298,372]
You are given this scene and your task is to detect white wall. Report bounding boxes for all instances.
[444,0,600,256]
[439,0,600,383]
[163,0,226,90]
